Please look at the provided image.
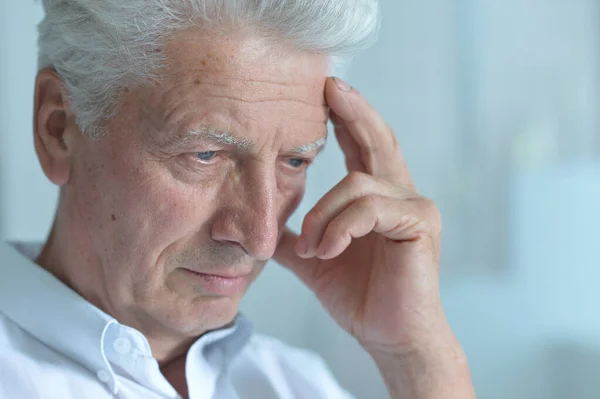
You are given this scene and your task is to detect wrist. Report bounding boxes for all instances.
[366,328,475,399]
[361,309,455,359]
[367,328,464,370]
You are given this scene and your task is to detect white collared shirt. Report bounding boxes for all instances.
[0,242,353,399]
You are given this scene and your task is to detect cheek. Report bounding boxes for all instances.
[116,173,215,245]
[78,153,215,259]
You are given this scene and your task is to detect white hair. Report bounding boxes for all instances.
[37,0,380,138]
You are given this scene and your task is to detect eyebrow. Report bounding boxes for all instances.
[289,137,327,155]
[186,126,253,149]
[179,126,327,155]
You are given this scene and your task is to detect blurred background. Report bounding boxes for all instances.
[1,1,600,398]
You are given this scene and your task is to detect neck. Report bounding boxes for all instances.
[161,353,190,399]
[36,216,108,312]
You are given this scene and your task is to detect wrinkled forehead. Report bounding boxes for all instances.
[127,27,330,148]
[161,27,329,104]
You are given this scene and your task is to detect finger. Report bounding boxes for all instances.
[315,195,437,260]
[300,172,410,258]
[315,195,378,260]
[273,226,320,287]
[330,113,366,173]
[325,77,414,188]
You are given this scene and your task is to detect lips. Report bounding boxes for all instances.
[185,268,252,279]
[181,268,252,295]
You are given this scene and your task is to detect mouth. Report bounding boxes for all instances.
[182,268,252,295]
[184,268,252,279]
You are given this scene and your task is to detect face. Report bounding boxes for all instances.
[62,29,329,341]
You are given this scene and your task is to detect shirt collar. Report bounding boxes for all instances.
[0,241,253,395]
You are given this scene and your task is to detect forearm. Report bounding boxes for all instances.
[369,332,476,399]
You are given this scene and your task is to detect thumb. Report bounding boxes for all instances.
[274,226,319,288]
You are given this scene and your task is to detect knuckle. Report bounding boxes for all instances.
[328,217,349,237]
[357,194,378,210]
[418,197,442,230]
[303,207,325,231]
[345,171,370,187]
[362,142,379,155]
[345,172,382,194]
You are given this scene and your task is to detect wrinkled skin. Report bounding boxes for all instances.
[35,26,473,399]
[36,29,329,362]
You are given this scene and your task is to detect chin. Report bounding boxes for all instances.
[175,294,242,334]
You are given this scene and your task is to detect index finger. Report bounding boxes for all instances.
[325,77,415,188]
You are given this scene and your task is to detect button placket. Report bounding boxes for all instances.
[124,347,144,367]
[96,369,111,384]
[113,337,132,355]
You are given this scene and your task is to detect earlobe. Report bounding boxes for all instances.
[33,68,77,186]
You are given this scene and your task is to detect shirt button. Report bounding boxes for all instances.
[113,337,132,355]
[97,370,111,384]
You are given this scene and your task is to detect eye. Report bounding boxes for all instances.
[287,158,309,168]
[195,151,217,162]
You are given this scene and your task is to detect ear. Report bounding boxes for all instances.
[33,68,80,186]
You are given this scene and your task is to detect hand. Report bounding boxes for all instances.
[274,77,449,356]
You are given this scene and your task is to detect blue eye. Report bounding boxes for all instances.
[287,158,307,168]
[195,151,217,161]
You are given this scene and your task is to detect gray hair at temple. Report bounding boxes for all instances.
[37,0,380,138]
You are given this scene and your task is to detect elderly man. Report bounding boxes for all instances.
[0,1,475,398]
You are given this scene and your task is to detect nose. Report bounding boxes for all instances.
[211,166,279,261]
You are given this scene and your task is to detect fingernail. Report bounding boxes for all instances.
[296,237,309,257]
[317,247,328,259]
[334,77,352,92]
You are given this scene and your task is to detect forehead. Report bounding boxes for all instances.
[134,28,330,148]
[162,27,329,91]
